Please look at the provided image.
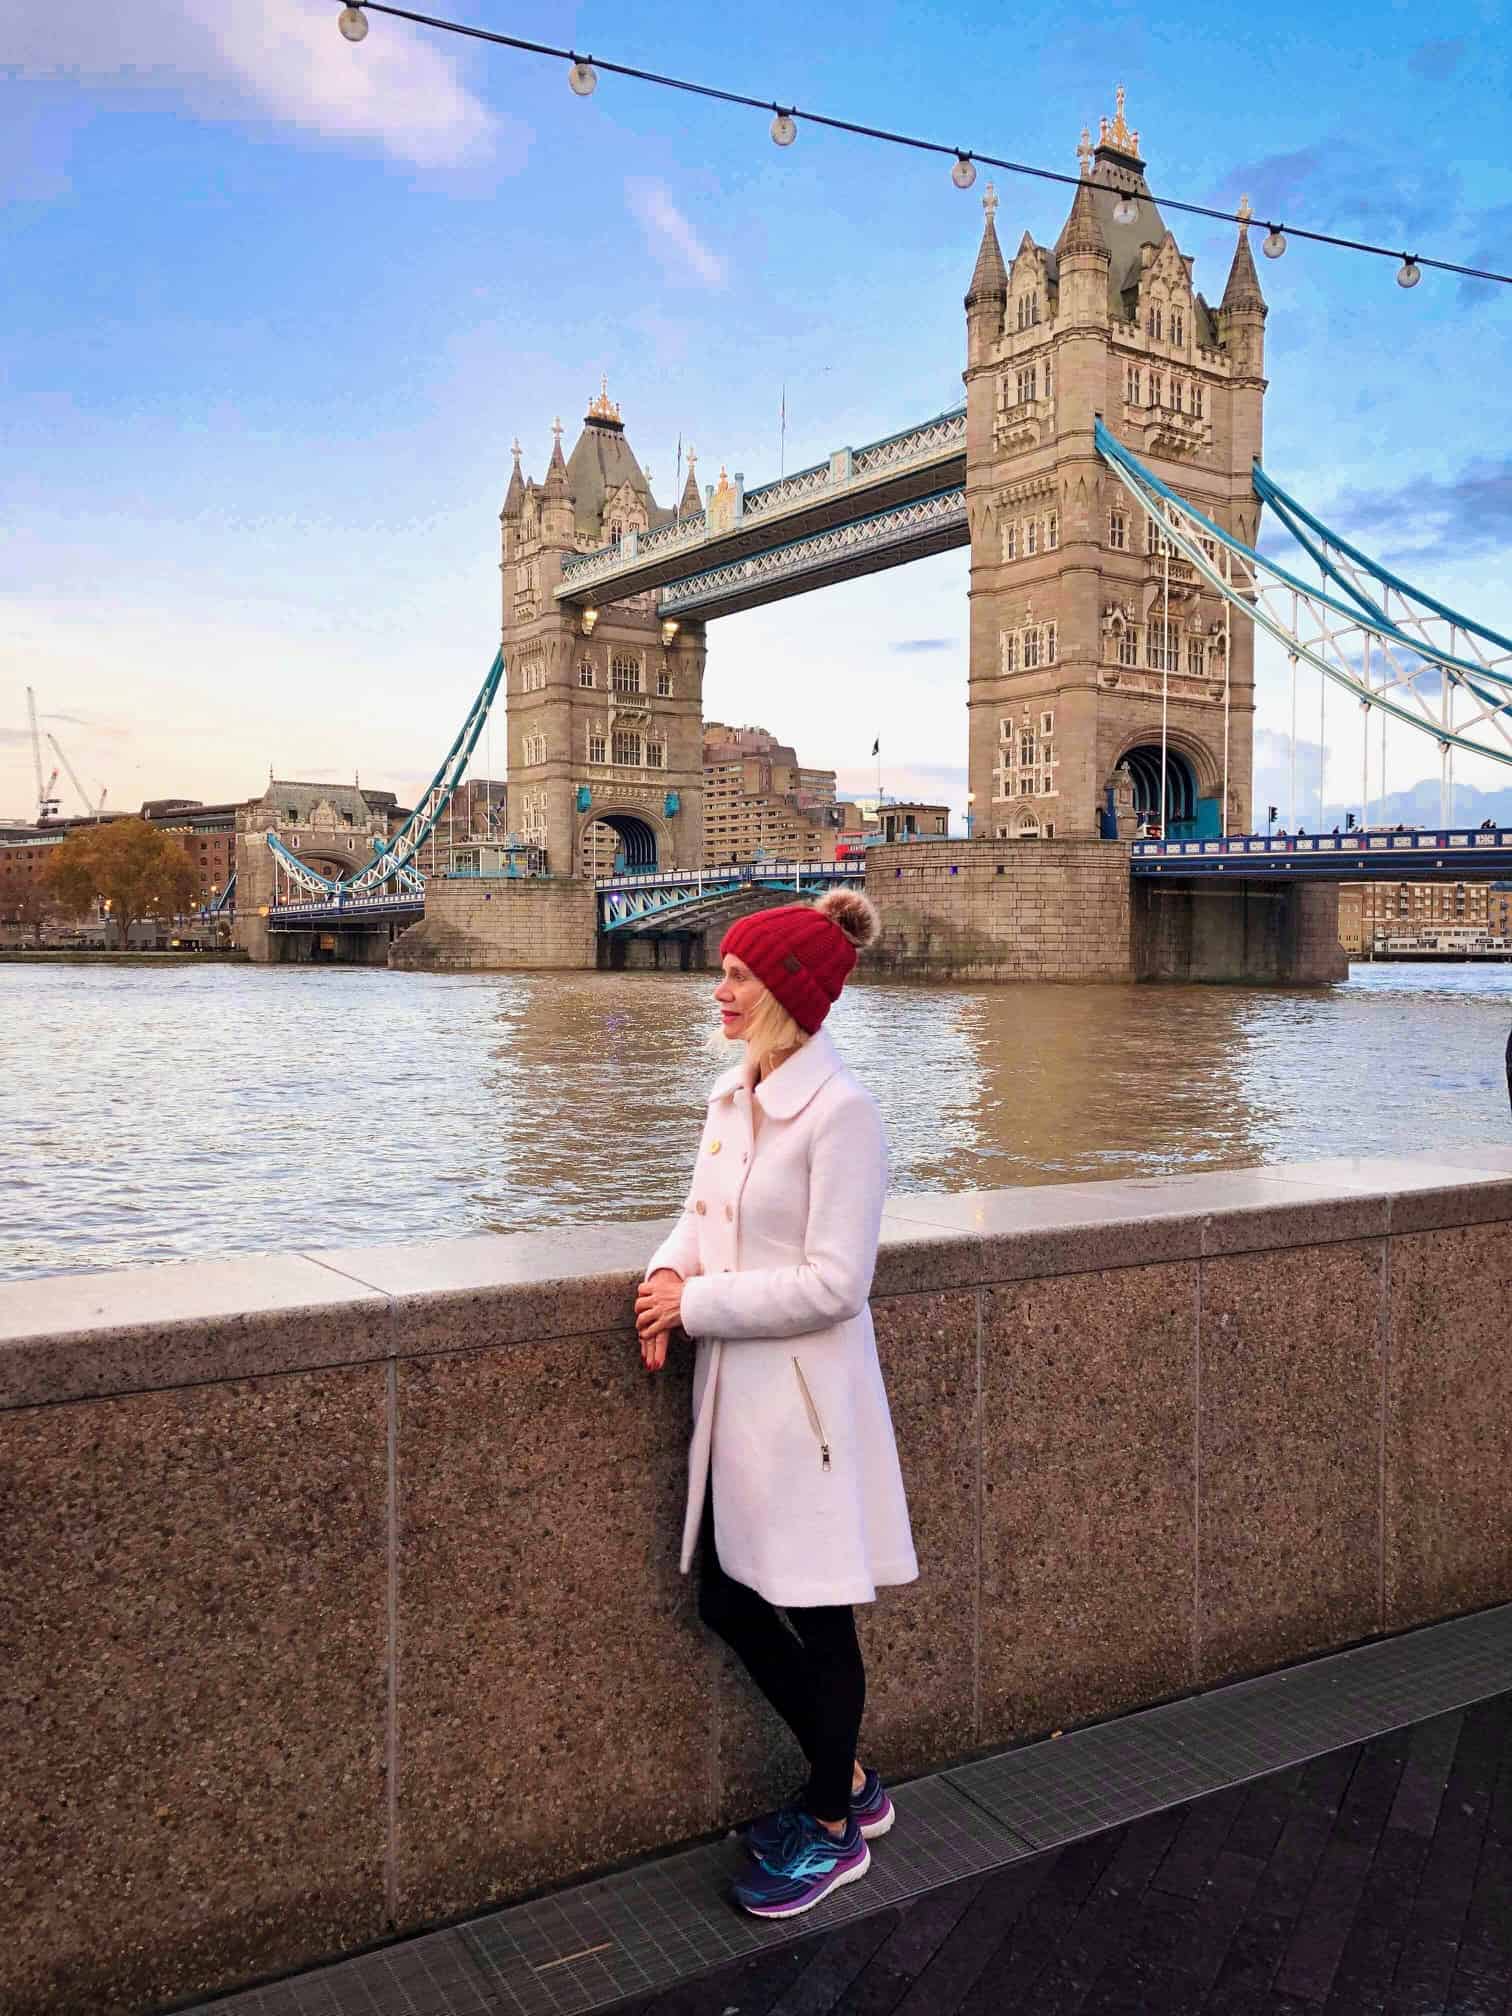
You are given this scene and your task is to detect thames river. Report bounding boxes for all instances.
[4,960,1511,1282]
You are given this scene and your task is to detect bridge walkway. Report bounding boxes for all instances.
[195,1606,1511,2016]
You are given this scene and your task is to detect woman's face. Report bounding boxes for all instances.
[713,954,767,1042]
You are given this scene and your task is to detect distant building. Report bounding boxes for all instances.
[879,801,950,843]
[701,722,854,863]
[1338,880,1495,955]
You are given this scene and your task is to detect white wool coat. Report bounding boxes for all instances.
[644,1027,918,1608]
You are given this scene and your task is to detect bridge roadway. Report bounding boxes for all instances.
[1132,827,1512,879]
[554,408,966,619]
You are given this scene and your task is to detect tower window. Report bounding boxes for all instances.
[1109,510,1127,551]
[655,667,673,697]
[1002,521,1017,562]
[1025,519,1039,557]
[610,654,641,694]
[1044,622,1058,664]
[1046,511,1059,550]
[612,729,642,766]
[1119,625,1140,667]
[1016,365,1037,404]
[1148,305,1163,341]
[1171,309,1185,345]
[1149,373,1163,407]
[645,738,666,768]
[1023,628,1043,670]
[578,660,595,688]
[1187,638,1206,678]
[1125,364,1141,403]
[588,728,606,763]
[1001,631,1019,673]
[1192,384,1205,419]
[1044,357,1054,396]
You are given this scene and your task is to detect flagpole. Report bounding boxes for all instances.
[779,383,786,478]
[674,433,683,520]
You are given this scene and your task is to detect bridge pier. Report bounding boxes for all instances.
[389,875,596,971]
[1132,877,1347,984]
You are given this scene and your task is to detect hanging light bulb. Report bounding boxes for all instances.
[770,109,797,147]
[1111,192,1139,226]
[1262,224,1287,259]
[1396,255,1422,290]
[567,57,598,96]
[336,5,368,42]
[951,153,977,190]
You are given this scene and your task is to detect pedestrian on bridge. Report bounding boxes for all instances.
[635,887,916,1922]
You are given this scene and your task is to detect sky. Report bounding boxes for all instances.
[3,0,1510,829]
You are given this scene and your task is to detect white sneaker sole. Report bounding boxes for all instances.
[738,1842,872,1919]
[859,1800,895,1840]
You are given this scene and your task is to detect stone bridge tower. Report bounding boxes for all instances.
[500,385,706,877]
[964,91,1266,840]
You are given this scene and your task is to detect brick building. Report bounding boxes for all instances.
[701,723,858,863]
[1337,880,1505,955]
[0,797,246,928]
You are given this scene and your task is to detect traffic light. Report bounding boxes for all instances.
[1346,811,1357,831]
[1267,805,1278,827]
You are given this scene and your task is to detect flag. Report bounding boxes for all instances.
[871,738,880,757]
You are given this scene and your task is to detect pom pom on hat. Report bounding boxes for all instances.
[720,887,878,1032]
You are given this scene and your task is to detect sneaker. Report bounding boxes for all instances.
[731,1811,871,1920]
[743,1769,895,1862]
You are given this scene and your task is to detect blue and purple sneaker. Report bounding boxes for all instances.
[732,1810,871,1919]
[743,1769,895,1863]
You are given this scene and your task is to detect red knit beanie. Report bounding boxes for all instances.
[720,888,880,1033]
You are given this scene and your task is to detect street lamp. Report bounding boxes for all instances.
[965,790,975,840]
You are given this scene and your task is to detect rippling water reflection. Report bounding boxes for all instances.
[4,960,1511,1281]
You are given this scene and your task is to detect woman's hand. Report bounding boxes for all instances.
[635,1269,684,1372]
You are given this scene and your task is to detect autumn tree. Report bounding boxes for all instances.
[4,879,57,946]
[47,819,197,950]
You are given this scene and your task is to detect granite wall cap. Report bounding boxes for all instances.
[0,1252,393,1410]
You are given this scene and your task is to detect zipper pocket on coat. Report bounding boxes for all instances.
[792,1357,832,1472]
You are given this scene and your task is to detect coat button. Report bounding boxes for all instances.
[708,1139,722,1155]
[724,1204,734,1221]
[695,1201,707,1215]
[741,1151,748,1163]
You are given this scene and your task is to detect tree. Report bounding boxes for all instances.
[47,819,197,950]
[3,879,57,946]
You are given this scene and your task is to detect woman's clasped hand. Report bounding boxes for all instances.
[635,1268,684,1371]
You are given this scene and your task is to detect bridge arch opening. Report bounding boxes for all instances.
[581,811,660,876]
[1118,743,1219,840]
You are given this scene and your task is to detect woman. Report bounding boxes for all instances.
[635,888,917,1920]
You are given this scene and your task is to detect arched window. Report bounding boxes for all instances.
[1148,305,1163,340]
[610,654,641,695]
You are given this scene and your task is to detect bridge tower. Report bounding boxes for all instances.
[964,92,1265,841]
[500,386,706,877]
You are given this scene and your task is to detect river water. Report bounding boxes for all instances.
[4,960,1511,1282]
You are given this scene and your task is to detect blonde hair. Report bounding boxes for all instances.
[705,980,807,1073]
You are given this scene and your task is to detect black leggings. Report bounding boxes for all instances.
[697,1490,866,1823]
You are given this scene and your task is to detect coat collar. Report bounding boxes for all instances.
[708,1026,846,1120]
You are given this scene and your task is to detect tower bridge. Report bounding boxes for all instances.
[237,89,1512,982]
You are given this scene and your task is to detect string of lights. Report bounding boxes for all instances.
[334,2,1511,291]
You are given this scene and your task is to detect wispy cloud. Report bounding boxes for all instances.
[1329,459,1512,560]
[4,0,500,168]
[625,179,726,289]
[889,638,956,655]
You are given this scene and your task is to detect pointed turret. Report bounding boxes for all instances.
[679,446,702,519]
[501,437,526,521]
[1055,172,1109,264]
[966,183,1008,309]
[1221,201,1266,313]
[540,417,576,547]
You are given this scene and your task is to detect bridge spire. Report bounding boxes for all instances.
[679,444,702,518]
[965,182,1008,310]
[1221,196,1267,313]
[501,436,526,521]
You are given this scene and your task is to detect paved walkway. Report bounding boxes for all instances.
[208,1608,1511,2016]
[608,1694,1512,2015]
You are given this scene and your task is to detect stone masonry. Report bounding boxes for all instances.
[866,838,1133,980]
[964,91,1265,842]
[388,875,596,972]
[501,387,707,878]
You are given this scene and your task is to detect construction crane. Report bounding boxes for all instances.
[25,687,61,822]
[47,732,105,819]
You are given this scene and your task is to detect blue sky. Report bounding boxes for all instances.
[3,0,1509,825]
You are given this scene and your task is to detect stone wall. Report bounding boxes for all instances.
[866,837,1133,980]
[1132,876,1349,984]
[388,876,597,971]
[5,1151,1512,2013]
